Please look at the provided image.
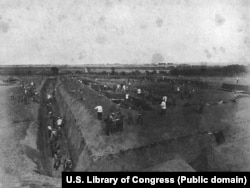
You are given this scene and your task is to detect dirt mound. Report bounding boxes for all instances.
[0,78,60,188]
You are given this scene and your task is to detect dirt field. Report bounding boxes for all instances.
[0,73,250,187]
[57,75,250,171]
[0,76,60,188]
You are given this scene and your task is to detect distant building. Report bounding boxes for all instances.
[158,63,167,66]
[157,63,176,68]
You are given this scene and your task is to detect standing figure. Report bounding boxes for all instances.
[53,149,62,170]
[127,107,134,125]
[94,104,103,120]
[136,108,143,125]
[104,115,112,136]
[160,101,166,116]
[137,88,142,96]
[125,93,129,100]
[63,158,73,172]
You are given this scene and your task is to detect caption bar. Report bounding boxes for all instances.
[62,172,249,187]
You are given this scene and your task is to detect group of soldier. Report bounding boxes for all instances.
[46,88,73,172]
[72,76,240,139]
[104,111,124,136]
[94,104,144,136]
[12,81,40,104]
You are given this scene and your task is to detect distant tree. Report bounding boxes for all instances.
[75,70,83,74]
[200,65,207,74]
[134,70,141,75]
[152,70,157,75]
[51,67,59,75]
[111,67,116,75]
[170,68,179,76]
[120,71,126,76]
[101,71,108,75]
[62,70,72,74]
[159,71,167,75]
[26,69,32,75]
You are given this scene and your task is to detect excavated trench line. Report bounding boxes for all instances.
[37,77,228,173]
[57,79,224,171]
[37,78,71,177]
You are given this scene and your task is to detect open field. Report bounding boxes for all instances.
[0,68,250,186]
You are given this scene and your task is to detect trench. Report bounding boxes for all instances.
[37,77,72,177]
[35,76,235,173]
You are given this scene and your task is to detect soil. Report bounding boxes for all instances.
[0,77,60,188]
[1,74,250,187]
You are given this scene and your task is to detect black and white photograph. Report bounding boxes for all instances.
[0,0,250,187]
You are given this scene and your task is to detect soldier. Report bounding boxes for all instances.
[50,129,58,143]
[104,115,112,136]
[52,88,56,99]
[46,102,52,111]
[110,113,116,133]
[125,93,129,100]
[47,93,52,103]
[127,107,134,125]
[122,85,126,92]
[63,158,73,172]
[24,89,28,104]
[50,141,59,157]
[53,149,62,170]
[117,112,124,132]
[48,110,53,117]
[137,88,142,96]
[160,100,166,116]
[94,104,103,120]
[47,124,53,138]
[177,86,180,92]
[57,126,62,138]
[136,108,143,125]
[103,83,107,90]
[56,117,63,127]
[116,84,121,92]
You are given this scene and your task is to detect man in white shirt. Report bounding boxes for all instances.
[125,93,129,100]
[94,105,103,120]
[57,117,63,127]
[137,88,141,97]
[177,87,180,92]
[122,85,126,92]
[47,93,52,101]
[47,125,52,137]
[160,100,166,116]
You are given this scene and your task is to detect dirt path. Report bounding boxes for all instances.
[0,86,20,188]
[0,82,60,188]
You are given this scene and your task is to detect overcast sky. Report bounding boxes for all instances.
[0,0,249,65]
